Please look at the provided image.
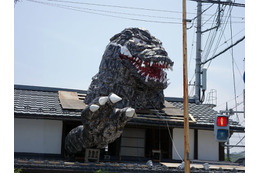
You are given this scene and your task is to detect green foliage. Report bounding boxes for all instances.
[94,169,109,173]
[14,168,22,173]
[224,157,231,162]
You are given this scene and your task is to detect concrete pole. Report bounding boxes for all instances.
[195,0,202,103]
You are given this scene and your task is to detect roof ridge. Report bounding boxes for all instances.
[14,84,88,94]
[165,97,196,103]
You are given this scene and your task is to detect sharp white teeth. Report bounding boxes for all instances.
[163,78,169,83]
[89,104,100,112]
[136,57,139,61]
[145,74,149,82]
[125,108,135,117]
[150,61,153,66]
[133,62,136,65]
[137,70,142,73]
[167,64,173,71]
[99,96,108,105]
[109,93,122,103]
[141,61,145,67]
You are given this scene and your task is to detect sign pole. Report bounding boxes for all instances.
[182,0,190,172]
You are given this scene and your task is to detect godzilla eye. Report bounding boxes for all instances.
[132,37,146,45]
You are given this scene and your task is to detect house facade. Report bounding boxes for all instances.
[14,84,244,162]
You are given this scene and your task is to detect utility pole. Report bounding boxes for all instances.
[225,103,230,161]
[195,0,202,103]
[193,0,244,103]
[182,0,190,172]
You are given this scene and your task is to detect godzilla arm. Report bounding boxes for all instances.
[65,93,136,155]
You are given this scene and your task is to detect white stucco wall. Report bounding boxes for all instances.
[14,118,63,154]
[198,130,219,161]
[172,128,219,161]
[172,128,194,160]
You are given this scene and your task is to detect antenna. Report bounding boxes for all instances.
[205,89,217,107]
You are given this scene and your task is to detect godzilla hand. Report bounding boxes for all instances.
[65,93,136,156]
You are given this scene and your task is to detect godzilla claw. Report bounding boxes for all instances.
[89,104,100,112]
[114,107,136,120]
[82,93,123,120]
[109,93,122,103]
[125,108,135,117]
[99,96,108,105]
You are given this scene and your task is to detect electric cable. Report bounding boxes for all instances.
[42,0,245,20]
[201,6,220,64]
[43,0,183,13]
[215,92,243,109]
[165,119,184,162]
[205,4,234,69]
[36,1,182,20]
[26,0,182,24]
[230,10,240,124]
[223,34,244,80]
[149,101,184,161]
[202,4,227,64]
[25,0,245,25]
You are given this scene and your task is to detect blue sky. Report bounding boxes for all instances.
[14,0,245,152]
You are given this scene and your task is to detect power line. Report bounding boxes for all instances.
[201,3,241,67]
[214,92,243,109]
[148,100,183,161]
[222,33,244,80]
[43,0,183,13]
[38,1,183,20]
[230,10,241,123]
[24,0,245,26]
[189,0,245,7]
[39,0,245,19]
[202,4,230,67]
[211,28,244,54]
[26,0,182,24]
[201,36,245,65]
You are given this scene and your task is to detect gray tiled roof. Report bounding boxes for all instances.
[166,101,241,128]
[14,85,82,118]
[14,158,245,173]
[14,85,243,130]
[170,102,216,125]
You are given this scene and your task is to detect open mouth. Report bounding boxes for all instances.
[120,54,173,83]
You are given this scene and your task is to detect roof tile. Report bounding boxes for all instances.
[14,85,243,128]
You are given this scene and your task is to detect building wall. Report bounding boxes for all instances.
[172,128,194,160]
[120,128,145,157]
[198,129,219,161]
[172,128,219,161]
[14,118,63,154]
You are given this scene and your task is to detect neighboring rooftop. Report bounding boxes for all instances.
[14,157,245,173]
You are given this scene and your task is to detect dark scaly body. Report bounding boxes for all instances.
[65,28,174,156]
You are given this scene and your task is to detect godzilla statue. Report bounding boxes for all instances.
[65,27,174,156]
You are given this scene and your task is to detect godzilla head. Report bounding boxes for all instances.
[102,27,174,89]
